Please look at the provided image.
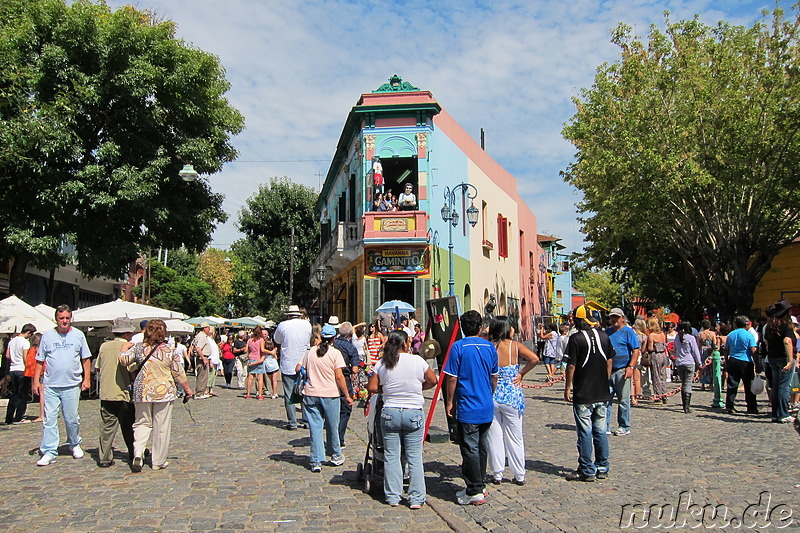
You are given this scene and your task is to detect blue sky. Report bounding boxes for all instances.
[108,0,788,254]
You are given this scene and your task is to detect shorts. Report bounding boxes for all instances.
[543,356,557,365]
[249,362,266,375]
[264,356,279,373]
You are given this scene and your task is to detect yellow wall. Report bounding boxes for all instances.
[753,242,800,313]
[467,159,522,315]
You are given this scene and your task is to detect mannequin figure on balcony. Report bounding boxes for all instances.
[398,183,417,211]
[373,157,384,195]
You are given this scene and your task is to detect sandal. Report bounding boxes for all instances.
[244,394,251,399]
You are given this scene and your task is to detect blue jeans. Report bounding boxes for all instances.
[381,407,426,506]
[606,368,631,432]
[768,358,793,420]
[457,421,492,496]
[41,385,82,455]
[282,373,298,427]
[573,402,609,477]
[302,395,341,464]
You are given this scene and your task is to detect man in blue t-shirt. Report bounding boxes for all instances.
[443,310,498,506]
[604,308,640,436]
[33,304,93,466]
[724,315,758,414]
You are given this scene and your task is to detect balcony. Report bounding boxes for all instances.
[311,222,362,283]
[363,211,428,242]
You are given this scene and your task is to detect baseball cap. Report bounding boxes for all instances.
[573,305,599,326]
[608,308,625,318]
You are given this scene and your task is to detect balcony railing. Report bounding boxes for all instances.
[363,211,428,241]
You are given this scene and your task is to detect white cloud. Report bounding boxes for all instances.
[106,0,789,252]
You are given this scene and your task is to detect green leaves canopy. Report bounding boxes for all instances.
[0,0,244,293]
[562,8,800,318]
[232,177,320,318]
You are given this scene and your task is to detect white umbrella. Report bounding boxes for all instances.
[34,303,56,319]
[165,319,194,335]
[71,299,188,328]
[185,316,227,327]
[0,295,56,333]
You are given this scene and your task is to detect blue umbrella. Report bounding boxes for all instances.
[376,300,416,329]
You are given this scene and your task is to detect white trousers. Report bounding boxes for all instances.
[133,401,174,467]
[487,401,526,481]
[234,359,247,388]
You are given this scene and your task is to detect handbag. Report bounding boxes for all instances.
[126,343,161,394]
[289,351,310,404]
[640,351,652,367]
[750,374,765,395]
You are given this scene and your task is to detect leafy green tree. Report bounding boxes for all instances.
[563,7,800,318]
[139,259,218,317]
[0,0,244,295]
[233,177,320,313]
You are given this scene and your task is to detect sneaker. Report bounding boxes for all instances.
[330,454,345,466]
[409,503,424,510]
[596,470,608,480]
[457,489,487,506]
[36,453,57,466]
[282,424,298,431]
[613,428,630,436]
[72,445,85,459]
[605,430,612,435]
[131,456,143,473]
[152,462,169,470]
[568,473,596,482]
[98,460,115,468]
[271,394,278,400]
[492,476,502,485]
[310,463,322,473]
[512,478,525,486]
[779,416,794,424]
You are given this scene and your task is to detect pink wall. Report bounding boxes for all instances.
[434,110,542,321]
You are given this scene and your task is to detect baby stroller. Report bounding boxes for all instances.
[356,393,385,495]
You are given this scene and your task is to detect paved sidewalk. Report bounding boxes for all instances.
[0,368,798,532]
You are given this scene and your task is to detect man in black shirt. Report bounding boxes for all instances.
[564,305,614,482]
[232,331,248,390]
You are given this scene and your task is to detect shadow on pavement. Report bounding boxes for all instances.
[525,459,571,478]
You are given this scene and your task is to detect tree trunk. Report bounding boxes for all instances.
[8,253,31,298]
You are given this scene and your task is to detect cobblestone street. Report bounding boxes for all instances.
[1,367,798,532]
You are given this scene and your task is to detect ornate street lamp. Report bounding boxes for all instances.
[441,183,479,297]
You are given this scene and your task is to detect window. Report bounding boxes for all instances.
[497,214,508,258]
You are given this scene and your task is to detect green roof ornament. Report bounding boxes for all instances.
[373,74,420,93]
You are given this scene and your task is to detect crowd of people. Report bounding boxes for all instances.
[3,298,798,510]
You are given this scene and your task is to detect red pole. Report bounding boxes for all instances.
[423,321,461,442]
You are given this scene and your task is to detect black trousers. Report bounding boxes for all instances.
[4,371,29,424]
[725,358,757,411]
[458,421,492,496]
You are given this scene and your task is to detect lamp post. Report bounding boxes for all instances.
[315,266,326,324]
[441,183,479,296]
[178,164,199,182]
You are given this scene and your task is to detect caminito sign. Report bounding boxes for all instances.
[366,247,429,275]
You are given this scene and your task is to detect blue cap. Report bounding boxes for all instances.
[321,324,337,338]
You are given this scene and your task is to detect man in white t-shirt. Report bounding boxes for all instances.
[273,305,312,430]
[4,323,36,425]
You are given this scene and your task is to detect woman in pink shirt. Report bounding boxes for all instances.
[297,324,353,472]
[245,326,266,399]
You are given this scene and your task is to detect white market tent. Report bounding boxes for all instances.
[165,319,194,335]
[185,316,227,327]
[0,295,56,334]
[34,303,56,319]
[71,299,188,328]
